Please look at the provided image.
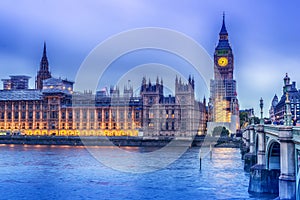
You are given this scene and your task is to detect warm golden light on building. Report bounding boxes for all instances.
[214,99,231,123]
[0,44,207,137]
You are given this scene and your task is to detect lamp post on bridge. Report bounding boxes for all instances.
[260,98,264,125]
[251,108,254,125]
[284,92,292,126]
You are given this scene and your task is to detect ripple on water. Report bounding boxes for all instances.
[0,145,276,200]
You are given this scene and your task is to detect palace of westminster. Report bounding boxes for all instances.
[0,16,240,137]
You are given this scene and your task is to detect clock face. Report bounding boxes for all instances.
[218,57,228,67]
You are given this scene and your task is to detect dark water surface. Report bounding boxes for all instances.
[0,144,275,200]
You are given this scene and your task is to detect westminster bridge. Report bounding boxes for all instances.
[241,124,300,199]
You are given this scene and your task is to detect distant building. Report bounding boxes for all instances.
[1,75,31,90]
[270,73,300,124]
[36,42,52,90]
[269,94,278,123]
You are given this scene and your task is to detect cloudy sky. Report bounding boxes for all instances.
[0,0,300,117]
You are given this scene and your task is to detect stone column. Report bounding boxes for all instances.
[241,127,250,160]
[256,124,266,166]
[244,125,257,172]
[245,127,250,149]
[249,125,255,154]
[278,126,295,199]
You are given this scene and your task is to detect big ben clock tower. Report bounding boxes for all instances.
[209,14,239,133]
[214,14,234,81]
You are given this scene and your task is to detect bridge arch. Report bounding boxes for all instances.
[266,139,280,170]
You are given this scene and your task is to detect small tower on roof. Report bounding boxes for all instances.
[36,42,52,90]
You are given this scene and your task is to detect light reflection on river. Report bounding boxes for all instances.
[0,145,276,200]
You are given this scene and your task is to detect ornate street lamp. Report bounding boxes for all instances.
[260,98,264,124]
[251,108,254,125]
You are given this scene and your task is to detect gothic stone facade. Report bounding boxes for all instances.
[0,43,206,137]
[0,76,206,137]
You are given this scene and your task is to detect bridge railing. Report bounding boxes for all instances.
[263,125,280,136]
[292,127,300,137]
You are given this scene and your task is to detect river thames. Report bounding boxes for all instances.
[0,144,275,200]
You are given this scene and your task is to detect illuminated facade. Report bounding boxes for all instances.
[0,45,206,137]
[208,14,239,133]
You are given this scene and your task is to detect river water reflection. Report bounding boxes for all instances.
[0,144,276,199]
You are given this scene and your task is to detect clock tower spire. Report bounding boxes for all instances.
[214,13,233,80]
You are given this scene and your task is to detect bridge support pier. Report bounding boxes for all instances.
[278,127,295,200]
[241,127,250,159]
[249,125,279,194]
[256,125,266,166]
[244,125,256,172]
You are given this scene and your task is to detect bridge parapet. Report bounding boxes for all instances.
[292,127,300,139]
[264,125,280,137]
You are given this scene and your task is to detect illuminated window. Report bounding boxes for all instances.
[149,111,154,118]
[148,122,154,127]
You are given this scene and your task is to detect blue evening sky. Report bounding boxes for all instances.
[0,0,300,117]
